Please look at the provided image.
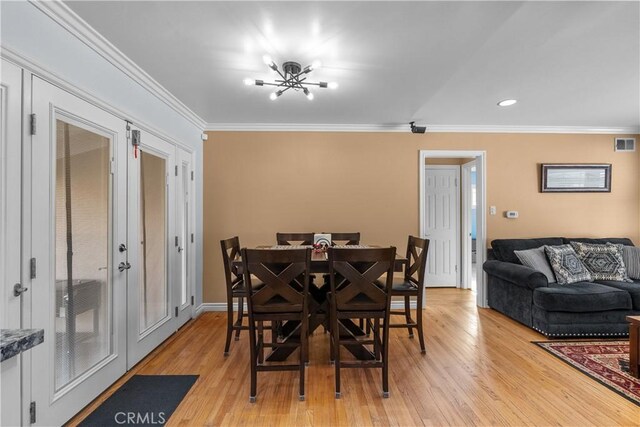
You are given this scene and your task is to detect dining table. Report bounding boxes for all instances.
[233,245,407,362]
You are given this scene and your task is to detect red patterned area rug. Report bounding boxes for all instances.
[534,340,639,406]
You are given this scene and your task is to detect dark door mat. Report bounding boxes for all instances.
[78,375,198,426]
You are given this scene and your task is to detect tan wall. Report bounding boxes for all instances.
[203,132,640,303]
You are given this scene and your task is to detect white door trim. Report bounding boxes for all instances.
[461,160,477,291]
[419,150,488,308]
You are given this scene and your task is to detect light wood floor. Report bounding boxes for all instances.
[69,289,640,426]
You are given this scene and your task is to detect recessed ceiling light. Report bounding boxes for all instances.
[497,99,517,107]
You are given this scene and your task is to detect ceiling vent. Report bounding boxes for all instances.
[614,137,635,152]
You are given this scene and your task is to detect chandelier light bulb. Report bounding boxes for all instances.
[306,92,314,100]
[269,92,278,101]
[327,82,338,90]
[310,60,322,70]
[243,78,255,86]
[262,54,274,66]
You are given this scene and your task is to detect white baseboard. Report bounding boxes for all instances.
[195,300,417,317]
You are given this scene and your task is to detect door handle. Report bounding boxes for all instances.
[118,262,131,272]
[13,283,28,297]
[177,246,184,253]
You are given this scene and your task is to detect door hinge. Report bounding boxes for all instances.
[175,165,178,176]
[191,296,194,306]
[110,159,115,175]
[175,236,179,247]
[30,114,36,135]
[191,233,194,243]
[455,265,458,273]
[175,306,178,317]
[30,258,37,279]
[191,171,194,181]
[30,401,36,424]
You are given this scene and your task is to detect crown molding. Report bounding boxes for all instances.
[205,123,640,134]
[29,0,206,130]
[1,45,195,152]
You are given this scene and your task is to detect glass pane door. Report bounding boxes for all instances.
[127,129,176,368]
[30,77,127,426]
[54,120,111,390]
[175,148,194,327]
[138,150,168,332]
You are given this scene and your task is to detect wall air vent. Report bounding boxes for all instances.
[614,137,635,152]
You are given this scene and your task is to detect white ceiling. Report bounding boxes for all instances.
[64,1,640,130]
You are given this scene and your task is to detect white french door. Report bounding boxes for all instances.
[126,128,176,368]
[175,148,194,328]
[1,59,24,427]
[30,77,128,426]
[423,165,460,287]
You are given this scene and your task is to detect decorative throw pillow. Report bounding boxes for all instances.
[544,245,592,285]
[514,246,556,283]
[622,246,640,280]
[569,241,632,282]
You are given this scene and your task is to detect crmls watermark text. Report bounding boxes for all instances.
[114,412,166,425]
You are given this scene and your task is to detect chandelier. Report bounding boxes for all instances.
[244,55,338,101]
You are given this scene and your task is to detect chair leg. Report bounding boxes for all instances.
[373,318,380,360]
[258,321,264,365]
[382,321,390,398]
[333,311,341,398]
[248,320,257,403]
[404,296,414,338]
[416,295,426,354]
[224,296,233,355]
[235,296,244,341]
[299,314,307,401]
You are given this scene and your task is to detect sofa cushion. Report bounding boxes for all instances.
[570,242,632,282]
[491,238,564,264]
[594,280,640,310]
[533,282,632,312]
[545,245,592,285]
[622,246,640,280]
[563,237,634,246]
[514,246,556,283]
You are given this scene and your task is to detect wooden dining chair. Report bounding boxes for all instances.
[242,247,312,403]
[276,232,315,246]
[389,236,429,353]
[327,246,396,398]
[220,236,250,356]
[323,232,361,246]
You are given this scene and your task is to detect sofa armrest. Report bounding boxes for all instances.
[483,260,548,290]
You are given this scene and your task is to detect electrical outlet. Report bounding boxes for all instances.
[490,206,497,215]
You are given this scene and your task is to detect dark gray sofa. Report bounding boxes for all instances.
[483,237,640,338]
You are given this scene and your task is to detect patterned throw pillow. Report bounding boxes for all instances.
[544,245,592,285]
[622,246,640,280]
[569,242,632,283]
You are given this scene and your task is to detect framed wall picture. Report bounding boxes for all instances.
[541,164,612,193]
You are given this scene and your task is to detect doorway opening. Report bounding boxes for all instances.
[419,150,487,308]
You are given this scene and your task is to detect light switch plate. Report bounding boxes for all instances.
[490,206,497,215]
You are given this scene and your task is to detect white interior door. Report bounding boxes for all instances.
[1,59,24,427]
[424,165,460,287]
[127,128,176,368]
[175,148,194,327]
[30,77,128,426]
